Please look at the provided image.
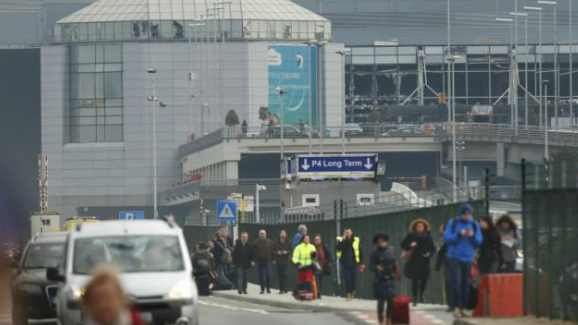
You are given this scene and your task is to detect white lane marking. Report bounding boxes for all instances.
[198,300,269,315]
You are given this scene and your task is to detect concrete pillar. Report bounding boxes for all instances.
[496,142,506,177]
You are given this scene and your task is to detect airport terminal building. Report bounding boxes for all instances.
[1,0,578,220]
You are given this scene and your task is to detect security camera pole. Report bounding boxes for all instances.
[147,68,158,219]
[277,87,286,161]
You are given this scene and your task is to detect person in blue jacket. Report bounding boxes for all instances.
[443,203,482,319]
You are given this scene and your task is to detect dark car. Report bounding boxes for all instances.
[10,232,67,325]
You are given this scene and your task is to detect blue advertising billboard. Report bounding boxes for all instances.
[268,45,317,127]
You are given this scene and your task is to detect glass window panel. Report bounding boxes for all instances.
[79,117,96,125]
[352,47,374,55]
[77,45,96,63]
[398,56,416,64]
[79,126,96,143]
[105,116,123,124]
[104,72,122,98]
[105,22,115,40]
[70,126,80,142]
[106,107,123,116]
[375,47,396,55]
[79,108,96,117]
[104,63,122,72]
[375,56,397,64]
[398,46,416,55]
[97,125,105,142]
[425,46,444,55]
[78,73,96,99]
[95,99,105,108]
[105,125,123,142]
[94,64,105,73]
[426,55,444,64]
[467,46,489,55]
[490,46,508,54]
[88,23,97,41]
[96,45,105,63]
[352,56,375,65]
[106,99,122,107]
[96,108,106,117]
[95,73,104,98]
[79,23,89,41]
[97,116,105,125]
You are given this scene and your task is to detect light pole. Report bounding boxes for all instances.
[446,56,458,202]
[570,0,574,125]
[538,1,558,130]
[525,6,543,127]
[276,87,286,161]
[336,49,350,155]
[188,22,205,140]
[315,40,328,154]
[456,140,466,185]
[511,12,529,126]
[447,0,452,123]
[147,68,159,219]
[496,17,517,128]
[255,184,266,223]
[306,39,317,155]
[543,79,550,158]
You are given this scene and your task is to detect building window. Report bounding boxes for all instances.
[69,44,123,143]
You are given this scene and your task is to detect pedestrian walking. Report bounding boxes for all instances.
[192,241,214,296]
[233,232,254,295]
[313,234,332,299]
[292,235,317,300]
[336,228,365,301]
[81,267,143,325]
[444,204,483,319]
[401,219,436,306]
[478,216,503,275]
[435,222,454,312]
[273,230,292,294]
[253,229,273,294]
[293,224,307,247]
[496,215,519,273]
[370,233,398,325]
[213,227,233,279]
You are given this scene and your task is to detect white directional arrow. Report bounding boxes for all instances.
[301,159,310,171]
[364,157,374,170]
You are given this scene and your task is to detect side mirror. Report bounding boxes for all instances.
[47,267,66,282]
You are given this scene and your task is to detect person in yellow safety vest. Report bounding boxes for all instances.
[292,235,317,296]
[336,228,365,301]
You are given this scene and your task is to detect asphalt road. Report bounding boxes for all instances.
[0,293,455,325]
[199,295,454,325]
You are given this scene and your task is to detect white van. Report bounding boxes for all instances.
[47,220,199,325]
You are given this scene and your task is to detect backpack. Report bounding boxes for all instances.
[216,240,233,264]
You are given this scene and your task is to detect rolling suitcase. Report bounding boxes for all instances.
[392,295,410,324]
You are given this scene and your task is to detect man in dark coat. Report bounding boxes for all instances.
[401,219,436,306]
[253,229,273,294]
[233,232,253,294]
[273,230,292,294]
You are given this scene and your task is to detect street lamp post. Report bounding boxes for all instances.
[446,56,458,202]
[147,68,162,220]
[336,49,350,155]
[306,40,318,155]
[188,22,205,140]
[538,1,558,130]
[255,184,266,223]
[543,79,550,158]
[496,17,517,129]
[276,87,286,161]
[511,12,530,126]
[570,0,574,124]
[525,6,544,127]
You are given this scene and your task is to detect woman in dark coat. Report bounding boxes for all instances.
[401,218,436,306]
[192,241,215,296]
[370,233,397,325]
[478,216,503,274]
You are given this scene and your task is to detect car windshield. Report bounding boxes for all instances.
[24,243,65,269]
[73,235,184,274]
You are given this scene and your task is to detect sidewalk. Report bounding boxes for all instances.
[455,316,577,325]
[212,283,445,313]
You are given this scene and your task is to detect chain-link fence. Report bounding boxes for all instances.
[522,158,578,322]
[183,200,485,304]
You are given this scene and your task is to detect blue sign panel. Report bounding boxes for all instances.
[217,200,238,221]
[268,45,317,126]
[296,155,378,179]
[118,211,145,220]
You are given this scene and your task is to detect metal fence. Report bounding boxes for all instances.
[522,159,578,322]
[183,200,485,304]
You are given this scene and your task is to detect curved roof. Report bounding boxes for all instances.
[56,0,328,23]
[53,0,331,43]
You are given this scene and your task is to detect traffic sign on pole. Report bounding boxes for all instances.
[217,200,237,221]
[296,154,378,179]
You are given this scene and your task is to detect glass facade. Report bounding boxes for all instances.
[69,44,123,143]
[53,0,331,43]
[345,45,578,124]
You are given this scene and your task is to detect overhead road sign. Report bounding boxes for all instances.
[296,154,378,179]
[217,200,237,221]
